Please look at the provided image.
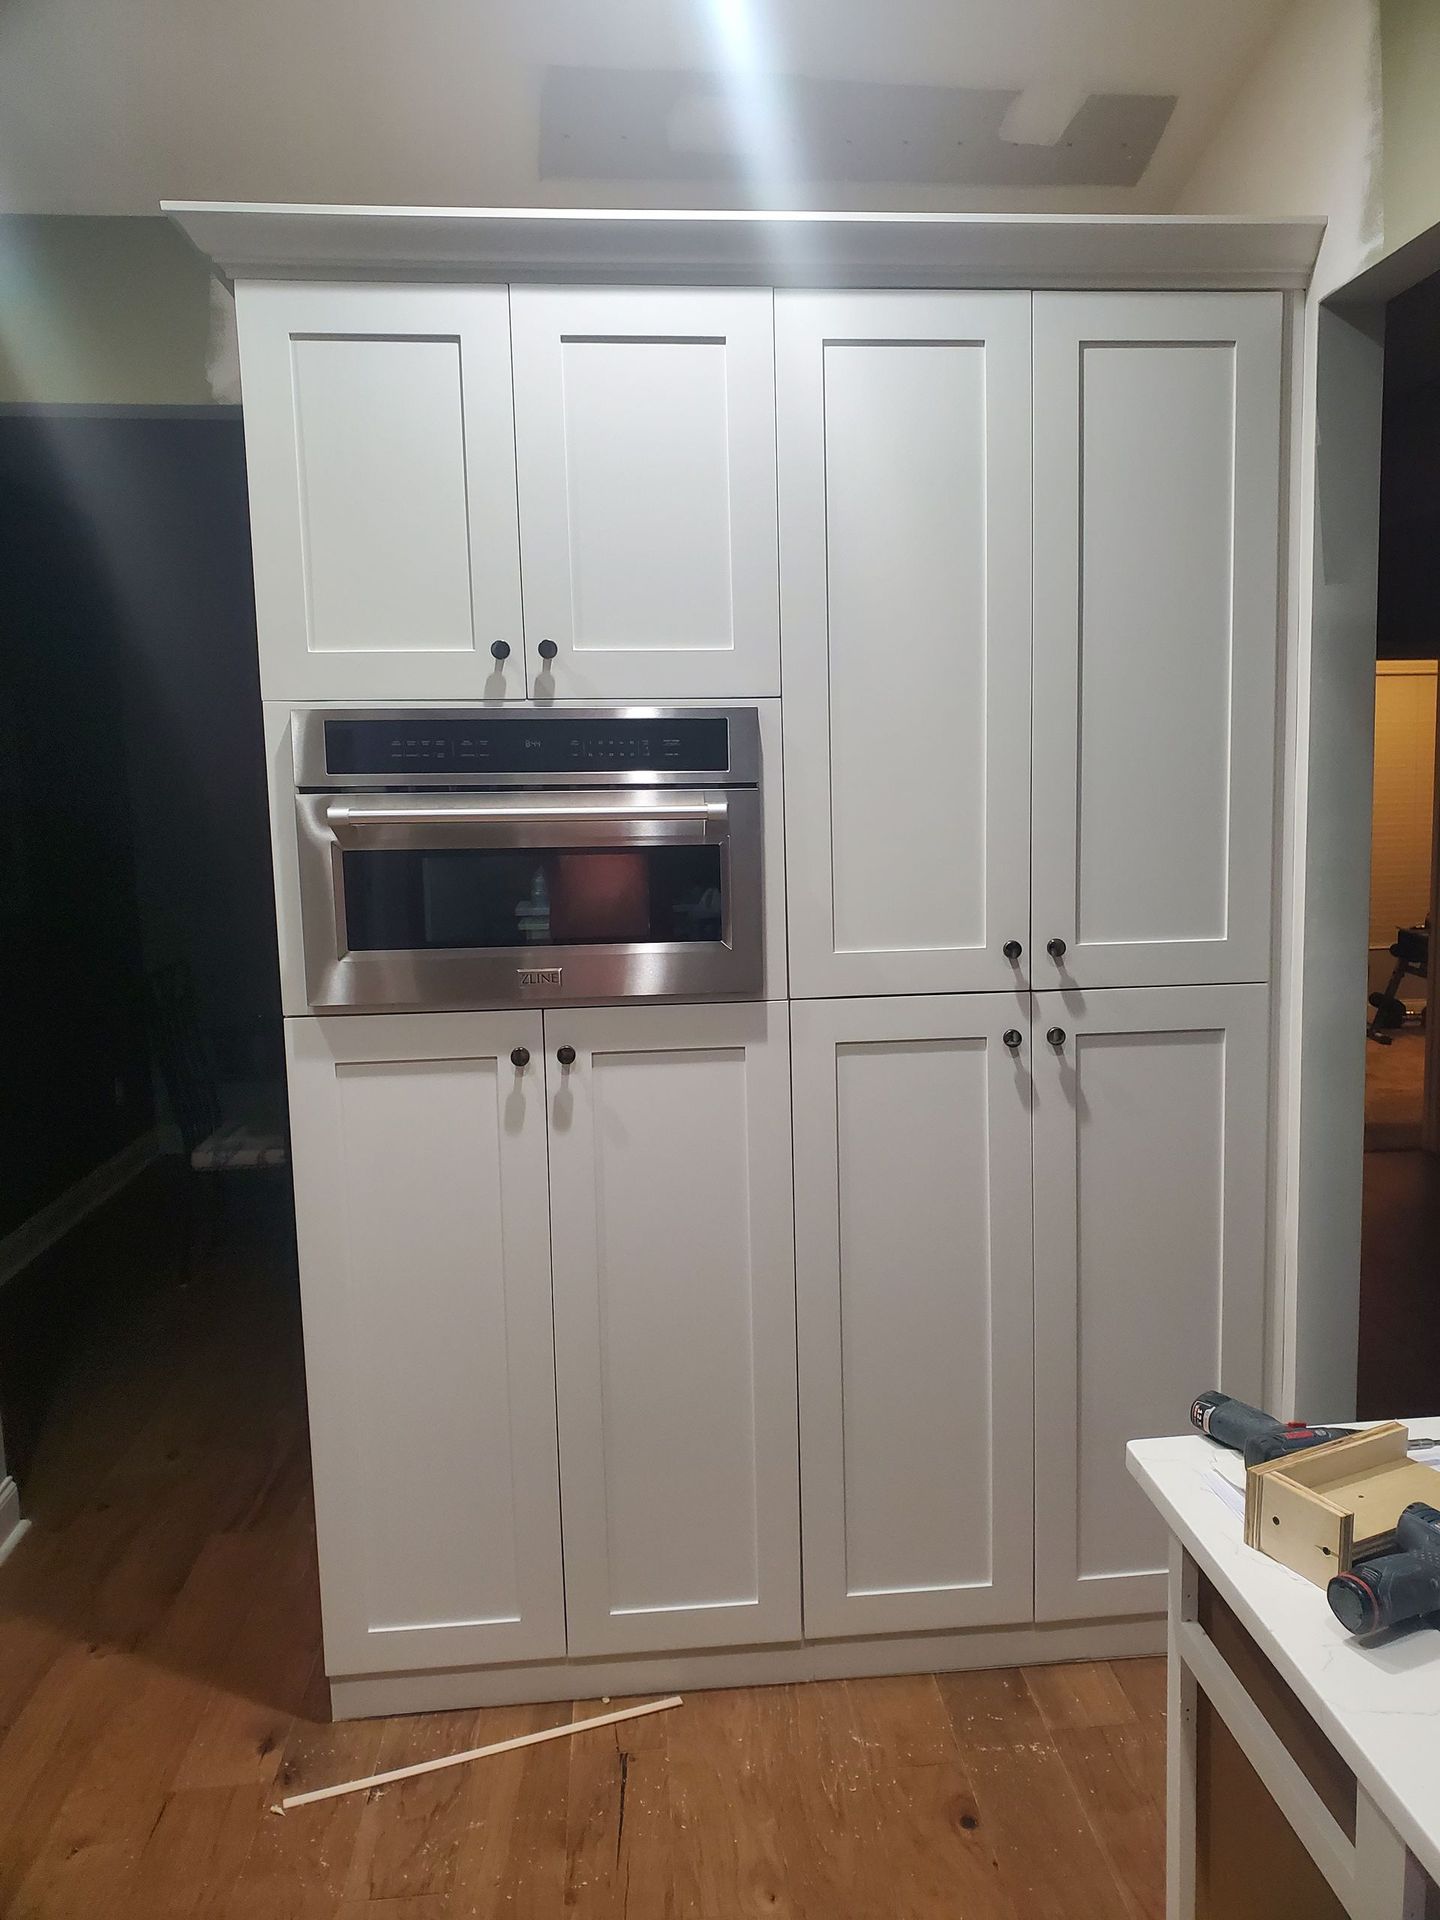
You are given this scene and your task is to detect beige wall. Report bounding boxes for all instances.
[1166,0,1389,1416]
[0,216,220,406]
[0,2,1409,408]
[1381,0,1440,255]
[1174,0,1440,277]
[0,0,1289,218]
[1170,0,1383,296]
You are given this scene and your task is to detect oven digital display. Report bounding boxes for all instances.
[324,717,731,776]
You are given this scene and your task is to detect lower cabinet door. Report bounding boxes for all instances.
[792,995,1035,1637]
[1032,984,1269,1622]
[285,1013,566,1676]
[544,1002,801,1656]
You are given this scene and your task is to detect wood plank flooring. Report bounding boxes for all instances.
[0,1169,1168,1917]
[1359,1145,1440,1417]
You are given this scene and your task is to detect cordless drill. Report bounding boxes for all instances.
[1190,1391,1353,1467]
[1327,1504,1440,1635]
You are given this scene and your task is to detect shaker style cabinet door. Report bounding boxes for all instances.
[778,292,1032,998]
[236,283,525,702]
[285,1013,565,1676]
[791,995,1035,1638]
[1031,292,1283,990]
[543,1002,800,1656]
[510,287,780,700]
[1031,984,1269,1622]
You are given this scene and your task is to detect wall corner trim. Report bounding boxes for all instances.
[0,1128,164,1290]
[0,1480,29,1568]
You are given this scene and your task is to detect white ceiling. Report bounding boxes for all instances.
[0,0,1293,216]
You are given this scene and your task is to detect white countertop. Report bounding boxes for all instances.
[1128,1430,1440,1888]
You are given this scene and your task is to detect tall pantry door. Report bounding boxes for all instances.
[1031,292,1283,991]
[1031,984,1269,1621]
[792,994,1035,1638]
[543,1001,800,1657]
[285,1013,565,1677]
[777,292,1033,998]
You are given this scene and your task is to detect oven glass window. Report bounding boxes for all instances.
[341,847,725,951]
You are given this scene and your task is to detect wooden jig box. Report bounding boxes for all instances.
[1244,1423,1440,1588]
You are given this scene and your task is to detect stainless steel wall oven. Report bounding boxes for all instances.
[293,707,763,1011]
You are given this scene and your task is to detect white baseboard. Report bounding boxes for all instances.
[0,1129,164,1289]
[0,1479,29,1568]
[329,1614,1166,1720]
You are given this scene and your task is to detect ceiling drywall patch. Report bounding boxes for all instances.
[539,70,1176,188]
[998,83,1092,149]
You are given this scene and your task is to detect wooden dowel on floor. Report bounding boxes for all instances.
[273,1694,684,1812]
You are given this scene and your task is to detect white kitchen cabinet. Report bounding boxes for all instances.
[193,195,1310,1715]
[1031,983,1269,1623]
[1031,292,1283,990]
[778,292,1033,998]
[237,283,526,703]
[285,1012,565,1676]
[543,1001,800,1655]
[791,995,1035,1637]
[510,287,780,700]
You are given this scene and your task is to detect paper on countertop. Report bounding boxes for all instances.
[1205,1467,1246,1519]
[1212,1449,1247,1491]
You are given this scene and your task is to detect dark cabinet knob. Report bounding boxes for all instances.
[490,640,511,661]
[509,1046,529,1068]
[1047,1026,1066,1048]
[1003,940,1023,962]
[1002,1028,1023,1051]
[537,639,558,662]
[556,1045,577,1067]
[1047,937,1067,960]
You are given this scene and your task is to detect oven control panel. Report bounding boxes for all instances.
[298,708,761,789]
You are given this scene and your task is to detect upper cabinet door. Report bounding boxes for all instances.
[237,283,525,703]
[510,287,780,700]
[1032,292,1284,990]
[544,1001,800,1656]
[777,293,1033,999]
[1031,983,1269,1623]
[285,1012,565,1677]
[792,994,1034,1639]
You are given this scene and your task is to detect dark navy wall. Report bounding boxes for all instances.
[0,410,276,1232]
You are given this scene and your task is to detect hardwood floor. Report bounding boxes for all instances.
[0,1167,1168,1918]
[1363,1028,1426,1151]
[1359,1145,1440,1418]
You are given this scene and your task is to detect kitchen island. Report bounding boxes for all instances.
[1129,1430,1440,1919]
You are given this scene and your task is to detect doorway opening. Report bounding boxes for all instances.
[1357,267,1440,1417]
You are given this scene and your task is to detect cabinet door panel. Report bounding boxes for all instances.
[778,293,1032,997]
[1032,292,1282,989]
[545,1002,799,1655]
[793,996,1035,1637]
[511,288,779,699]
[1032,985,1268,1621]
[286,1013,564,1676]
[237,284,525,703]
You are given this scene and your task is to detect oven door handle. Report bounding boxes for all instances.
[321,791,729,849]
